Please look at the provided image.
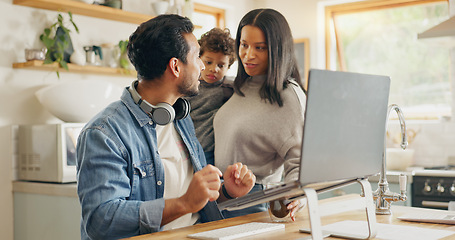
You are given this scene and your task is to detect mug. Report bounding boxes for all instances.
[266,182,292,222]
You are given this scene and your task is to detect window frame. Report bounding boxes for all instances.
[324,0,449,70]
[294,38,310,90]
[193,3,226,29]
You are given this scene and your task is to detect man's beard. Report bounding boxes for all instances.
[178,74,200,97]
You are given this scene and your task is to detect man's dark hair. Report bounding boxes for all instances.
[127,14,194,80]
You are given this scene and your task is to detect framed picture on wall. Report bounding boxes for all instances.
[294,38,310,90]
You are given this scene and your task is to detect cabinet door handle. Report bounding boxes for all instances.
[421,200,449,209]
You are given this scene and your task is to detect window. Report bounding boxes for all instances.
[191,3,238,76]
[192,3,225,38]
[325,0,450,119]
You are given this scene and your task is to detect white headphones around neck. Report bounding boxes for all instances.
[128,80,190,125]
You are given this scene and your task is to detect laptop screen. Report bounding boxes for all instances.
[299,69,390,185]
[217,69,391,211]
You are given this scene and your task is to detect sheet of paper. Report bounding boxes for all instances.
[321,220,455,240]
[398,211,455,225]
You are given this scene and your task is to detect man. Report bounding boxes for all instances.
[76,14,255,240]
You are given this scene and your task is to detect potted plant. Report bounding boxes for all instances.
[118,39,129,69]
[118,39,135,74]
[40,12,79,78]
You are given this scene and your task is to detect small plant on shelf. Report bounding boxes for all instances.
[118,40,129,69]
[118,39,135,74]
[39,12,79,78]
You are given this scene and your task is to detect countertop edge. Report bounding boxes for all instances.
[368,171,413,183]
[13,180,78,198]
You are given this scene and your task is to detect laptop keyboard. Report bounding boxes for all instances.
[217,182,300,210]
[187,222,285,240]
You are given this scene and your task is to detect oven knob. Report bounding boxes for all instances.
[436,182,445,193]
[450,184,455,196]
[424,181,432,193]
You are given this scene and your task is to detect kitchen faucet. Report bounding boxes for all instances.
[372,104,408,215]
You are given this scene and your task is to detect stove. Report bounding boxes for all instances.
[412,169,455,210]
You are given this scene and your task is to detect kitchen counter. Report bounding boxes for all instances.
[125,194,455,240]
[13,180,77,197]
[368,170,413,183]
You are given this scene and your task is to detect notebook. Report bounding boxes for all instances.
[218,69,391,211]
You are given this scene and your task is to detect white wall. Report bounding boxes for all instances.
[254,0,321,70]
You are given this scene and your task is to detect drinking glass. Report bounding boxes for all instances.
[266,182,292,222]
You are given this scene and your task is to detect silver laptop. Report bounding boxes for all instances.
[218,69,391,211]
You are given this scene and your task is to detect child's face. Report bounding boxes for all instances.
[199,51,230,84]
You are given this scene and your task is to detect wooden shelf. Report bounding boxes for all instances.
[12,0,204,76]
[13,60,136,77]
[13,0,153,24]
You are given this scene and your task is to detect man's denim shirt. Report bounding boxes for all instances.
[77,87,223,240]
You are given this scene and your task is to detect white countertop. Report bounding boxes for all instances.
[412,169,455,177]
[368,170,413,183]
[13,181,77,198]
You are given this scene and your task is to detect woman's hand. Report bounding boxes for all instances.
[287,198,306,221]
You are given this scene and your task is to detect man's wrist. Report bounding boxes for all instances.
[222,184,236,199]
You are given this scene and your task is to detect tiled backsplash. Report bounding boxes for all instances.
[387,119,455,168]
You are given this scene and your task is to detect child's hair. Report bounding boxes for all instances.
[198,28,236,67]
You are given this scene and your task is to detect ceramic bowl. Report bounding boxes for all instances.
[35,80,123,123]
[152,1,169,15]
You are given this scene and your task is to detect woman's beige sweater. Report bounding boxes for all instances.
[214,75,306,184]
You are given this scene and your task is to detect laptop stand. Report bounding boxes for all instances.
[299,178,377,240]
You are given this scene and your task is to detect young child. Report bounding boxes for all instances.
[187,28,236,166]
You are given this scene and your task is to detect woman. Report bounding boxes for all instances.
[214,8,306,220]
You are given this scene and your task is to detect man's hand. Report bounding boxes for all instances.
[222,162,256,199]
[179,165,222,213]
